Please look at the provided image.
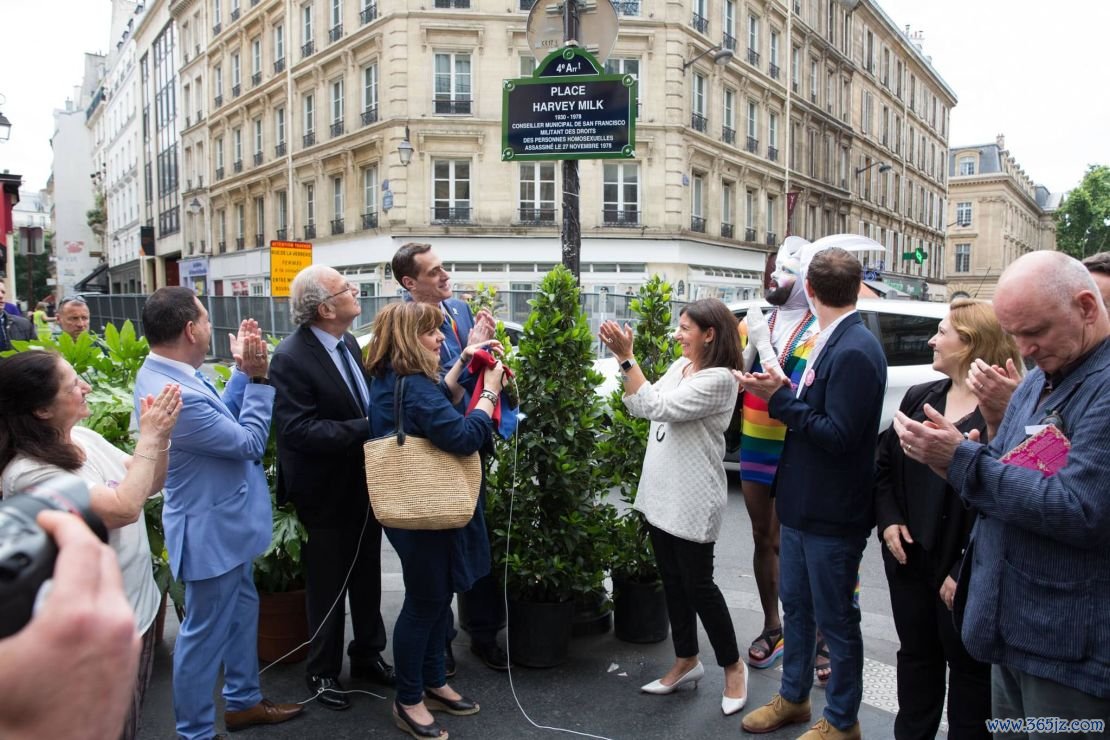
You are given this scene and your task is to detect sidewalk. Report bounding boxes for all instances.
[139,484,913,739]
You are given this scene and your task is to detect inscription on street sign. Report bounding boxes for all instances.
[270,240,313,297]
[502,47,636,161]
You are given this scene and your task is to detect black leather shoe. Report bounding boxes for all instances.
[425,687,480,716]
[393,700,447,739]
[444,644,457,678]
[350,654,396,687]
[470,640,509,671]
[307,675,351,711]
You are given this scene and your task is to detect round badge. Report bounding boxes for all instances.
[804,369,815,387]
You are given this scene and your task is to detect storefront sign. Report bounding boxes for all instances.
[270,240,313,297]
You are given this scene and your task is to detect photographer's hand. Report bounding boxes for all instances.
[0,511,140,740]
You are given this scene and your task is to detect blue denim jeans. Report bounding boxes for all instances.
[392,592,453,705]
[779,525,867,730]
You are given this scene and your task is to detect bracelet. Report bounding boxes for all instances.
[133,440,172,462]
[479,389,499,404]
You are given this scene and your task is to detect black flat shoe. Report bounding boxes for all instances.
[351,654,396,687]
[424,688,480,716]
[307,675,351,711]
[393,701,448,739]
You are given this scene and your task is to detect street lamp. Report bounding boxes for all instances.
[188,197,203,215]
[397,126,414,166]
[682,45,734,74]
[855,161,892,176]
[0,111,11,142]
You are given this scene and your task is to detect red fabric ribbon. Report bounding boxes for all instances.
[465,348,513,425]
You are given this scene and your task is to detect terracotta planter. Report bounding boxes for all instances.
[257,589,309,664]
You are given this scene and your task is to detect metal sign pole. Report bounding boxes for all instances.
[561,0,582,282]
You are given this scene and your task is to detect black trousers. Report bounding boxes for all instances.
[304,512,388,679]
[649,524,739,667]
[885,543,990,740]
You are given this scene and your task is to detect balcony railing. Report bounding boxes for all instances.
[216,166,225,180]
[721,223,734,239]
[233,160,243,173]
[275,142,286,157]
[186,178,193,190]
[196,111,204,122]
[236,237,245,249]
[231,7,240,20]
[360,4,378,24]
[274,58,285,73]
[198,174,204,187]
[301,40,314,58]
[434,98,472,115]
[361,211,379,229]
[184,115,191,128]
[434,0,470,7]
[253,152,263,166]
[331,218,345,235]
[330,121,344,137]
[303,131,316,147]
[518,207,556,224]
[722,32,736,51]
[214,94,223,107]
[614,0,639,14]
[768,146,778,162]
[747,48,760,66]
[691,216,706,233]
[765,232,778,246]
[432,206,472,223]
[251,71,261,87]
[722,126,735,144]
[254,233,264,248]
[329,24,343,43]
[361,107,378,125]
[691,12,708,33]
[769,63,780,80]
[187,240,194,253]
[232,83,241,98]
[276,228,287,240]
[304,224,316,239]
[200,239,207,252]
[792,81,799,94]
[602,209,640,226]
[745,227,756,241]
[212,22,222,36]
[746,136,759,154]
[218,240,227,253]
[691,113,708,132]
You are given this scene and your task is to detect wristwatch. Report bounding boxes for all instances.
[620,357,637,372]
[250,376,271,385]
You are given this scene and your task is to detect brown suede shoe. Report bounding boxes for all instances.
[225,698,303,732]
[741,694,811,734]
[796,718,861,740]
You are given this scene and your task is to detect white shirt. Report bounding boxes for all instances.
[796,309,856,398]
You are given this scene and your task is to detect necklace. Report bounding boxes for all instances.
[767,309,816,368]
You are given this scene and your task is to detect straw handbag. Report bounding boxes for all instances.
[363,376,482,530]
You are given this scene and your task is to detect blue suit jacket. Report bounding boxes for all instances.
[949,337,1110,699]
[135,357,275,582]
[768,312,887,538]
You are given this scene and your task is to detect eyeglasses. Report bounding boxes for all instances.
[327,282,359,300]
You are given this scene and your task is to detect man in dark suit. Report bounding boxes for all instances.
[0,282,34,351]
[269,265,393,711]
[738,247,886,740]
[391,242,509,673]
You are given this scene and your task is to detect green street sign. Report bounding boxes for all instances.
[902,247,928,264]
[501,46,637,162]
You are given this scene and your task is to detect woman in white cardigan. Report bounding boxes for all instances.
[599,298,748,717]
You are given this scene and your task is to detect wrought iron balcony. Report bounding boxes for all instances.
[213,22,222,36]
[304,223,316,239]
[329,24,343,43]
[196,111,204,122]
[361,107,378,125]
[251,71,261,87]
[746,136,759,154]
[330,121,344,137]
[331,218,344,235]
[691,216,706,233]
[360,4,377,24]
[253,152,263,166]
[361,211,379,229]
[254,233,264,248]
[768,146,778,162]
[303,131,315,147]
[691,113,708,132]
[274,58,285,73]
[185,116,191,128]
[747,48,760,66]
[275,142,286,157]
[198,174,204,187]
[518,207,555,224]
[432,206,472,223]
[602,209,640,226]
[301,40,314,58]
[236,237,245,249]
[233,160,243,173]
[276,228,287,240]
[231,7,240,20]
[200,239,207,252]
[766,232,778,246]
[232,83,241,98]
[434,0,470,7]
[745,227,756,241]
[792,81,799,94]
[216,166,225,180]
[722,32,736,51]
[691,12,708,33]
[214,94,223,107]
[434,98,472,115]
[218,240,227,253]
[769,63,780,80]
[721,223,734,239]
[722,126,735,145]
[613,0,639,14]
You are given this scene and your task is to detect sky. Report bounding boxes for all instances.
[0,0,1107,194]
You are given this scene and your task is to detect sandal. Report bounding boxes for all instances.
[747,626,784,669]
[814,637,831,688]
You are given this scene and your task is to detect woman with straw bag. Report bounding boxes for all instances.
[365,301,506,740]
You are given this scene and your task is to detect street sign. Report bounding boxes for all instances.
[382,190,394,212]
[502,47,637,161]
[269,240,313,297]
[526,0,619,65]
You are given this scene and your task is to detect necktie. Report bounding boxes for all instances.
[338,340,368,413]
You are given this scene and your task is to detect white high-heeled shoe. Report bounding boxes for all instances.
[640,661,705,694]
[721,660,749,715]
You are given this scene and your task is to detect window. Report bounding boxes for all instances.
[864,29,874,72]
[215,136,225,170]
[604,57,640,114]
[233,127,242,165]
[434,52,472,114]
[769,30,779,77]
[231,53,241,91]
[251,38,262,80]
[330,0,342,29]
[722,88,735,143]
[959,156,975,176]
[956,201,972,226]
[277,190,288,231]
[253,117,263,157]
[361,165,378,226]
[332,176,344,222]
[766,195,775,240]
[745,189,755,230]
[691,174,705,231]
[809,59,818,103]
[768,111,778,159]
[746,100,758,152]
[602,162,640,224]
[433,159,471,221]
[791,46,799,93]
[362,63,378,120]
[236,203,245,246]
[877,313,937,366]
[519,162,555,222]
[955,243,970,273]
[305,182,316,225]
[723,0,736,49]
[691,73,707,130]
[747,15,759,60]
[520,55,536,77]
[722,182,734,235]
[330,78,344,126]
[274,24,285,65]
[303,92,315,136]
[275,106,286,148]
[692,0,708,33]
[214,65,224,99]
[254,197,264,244]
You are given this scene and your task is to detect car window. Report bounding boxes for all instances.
[872,312,937,367]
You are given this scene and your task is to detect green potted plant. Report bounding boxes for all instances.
[485,265,608,667]
[597,276,679,643]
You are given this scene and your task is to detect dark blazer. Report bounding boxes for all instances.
[0,312,35,351]
[768,311,887,538]
[270,324,373,528]
[874,379,985,587]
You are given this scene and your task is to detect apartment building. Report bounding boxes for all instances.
[945,134,1059,300]
[86,0,956,300]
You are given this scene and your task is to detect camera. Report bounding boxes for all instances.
[0,473,108,639]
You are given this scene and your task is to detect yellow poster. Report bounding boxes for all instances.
[269,240,313,297]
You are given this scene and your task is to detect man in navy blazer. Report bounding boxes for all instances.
[134,288,301,739]
[897,251,1110,721]
[738,247,886,740]
[269,265,392,711]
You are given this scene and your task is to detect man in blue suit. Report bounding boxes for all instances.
[391,242,509,674]
[135,287,302,739]
[738,247,886,740]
